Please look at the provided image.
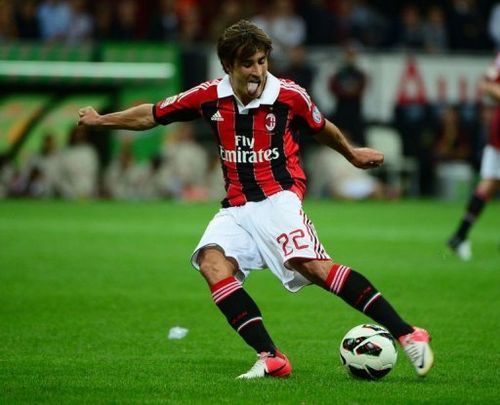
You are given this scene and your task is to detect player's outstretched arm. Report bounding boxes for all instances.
[78,103,157,130]
[314,119,384,169]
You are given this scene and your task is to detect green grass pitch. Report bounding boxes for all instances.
[1,199,499,404]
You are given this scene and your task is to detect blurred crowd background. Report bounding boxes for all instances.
[2,0,498,50]
[0,0,499,203]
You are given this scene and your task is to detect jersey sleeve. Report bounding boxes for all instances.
[288,83,325,135]
[153,85,205,125]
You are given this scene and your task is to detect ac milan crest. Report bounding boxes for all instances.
[265,113,276,132]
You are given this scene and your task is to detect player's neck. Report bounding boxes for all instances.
[235,93,253,107]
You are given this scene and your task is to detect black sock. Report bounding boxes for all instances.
[364,296,414,338]
[451,191,487,244]
[211,276,275,354]
[325,264,413,338]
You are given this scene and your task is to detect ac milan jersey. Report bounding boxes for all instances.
[485,52,500,149]
[153,73,325,207]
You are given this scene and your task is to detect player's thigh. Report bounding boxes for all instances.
[191,209,264,272]
[249,191,329,266]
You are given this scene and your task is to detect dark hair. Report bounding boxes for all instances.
[217,20,272,74]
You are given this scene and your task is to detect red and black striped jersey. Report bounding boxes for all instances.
[153,73,325,207]
[485,53,500,149]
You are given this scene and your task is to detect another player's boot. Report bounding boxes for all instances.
[236,350,291,379]
[399,327,434,377]
[447,236,472,261]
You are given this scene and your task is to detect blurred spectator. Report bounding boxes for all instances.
[488,3,500,50]
[15,0,40,40]
[447,0,489,51]
[161,122,209,200]
[5,165,26,198]
[251,6,274,42]
[299,0,335,45]
[1,0,494,52]
[253,0,306,70]
[210,0,247,41]
[140,154,175,200]
[280,44,315,155]
[58,126,98,199]
[427,104,475,197]
[149,0,180,42]
[0,0,18,41]
[178,3,204,44]
[328,0,387,48]
[280,45,314,94]
[0,156,16,198]
[432,104,475,201]
[393,66,433,196]
[331,0,358,46]
[104,137,149,200]
[393,4,425,51]
[176,2,207,89]
[422,5,448,53]
[206,155,226,201]
[349,0,388,48]
[433,105,473,163]
[37,0,71,43]
[110,0,138,40]
[24,167,47,198]
[272,0,306,48]
[329,45,367,146]
[24,134,61,198]
[66,0,93,44]
[93,2,113,41]
[307,145,386,200]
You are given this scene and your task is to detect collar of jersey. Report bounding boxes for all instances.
[217,73,280,114]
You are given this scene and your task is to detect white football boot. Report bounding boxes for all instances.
[399,327,434,377]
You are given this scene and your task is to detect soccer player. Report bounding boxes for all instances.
[448,53,500,260]
[78,20,433,379]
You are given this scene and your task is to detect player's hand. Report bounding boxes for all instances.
[349,147,384,169]
[78,106,100,127]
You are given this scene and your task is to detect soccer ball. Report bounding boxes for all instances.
[339,324,398,380]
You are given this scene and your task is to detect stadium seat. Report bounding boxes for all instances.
[436,161,474,201]
[365,125,419,196]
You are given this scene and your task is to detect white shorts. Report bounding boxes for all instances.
[191,191,331,292]
[480,145,500,179]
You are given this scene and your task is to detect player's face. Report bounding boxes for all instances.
[228,50,268,105]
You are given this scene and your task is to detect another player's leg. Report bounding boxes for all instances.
[447,146,499,261]
[198,247,291,379]
[447,189,488,261]
[291,259,433,377]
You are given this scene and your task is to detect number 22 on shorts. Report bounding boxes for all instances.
[276,229,309,257]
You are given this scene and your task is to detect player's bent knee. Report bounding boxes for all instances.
[197,247,236,285]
